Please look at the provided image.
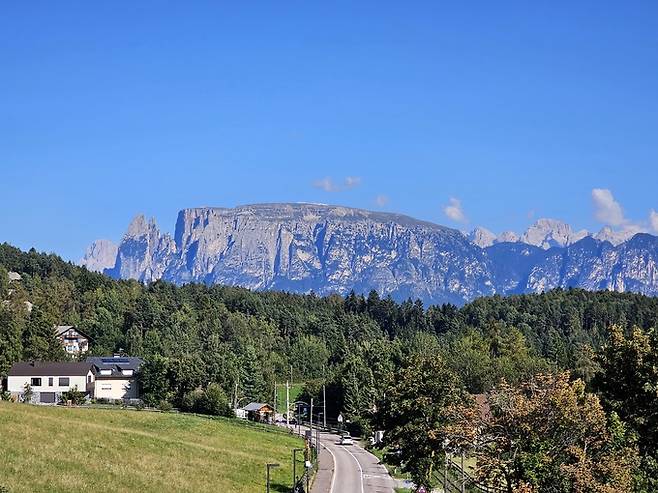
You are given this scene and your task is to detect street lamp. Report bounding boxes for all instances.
[266,463,280,493]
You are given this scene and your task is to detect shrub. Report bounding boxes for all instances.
[201,384,232,417]
[59,386,87,406]
[158,400,173,412]
[180,389,204,413]
[180,385,232,417]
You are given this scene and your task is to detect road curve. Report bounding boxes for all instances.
[311,430,395,493]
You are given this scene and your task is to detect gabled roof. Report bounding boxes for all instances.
[54,325,91,339]
[8,361,93,377]
[86,356,143,376]
[243,402,273,412]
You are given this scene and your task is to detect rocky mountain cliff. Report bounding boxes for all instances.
[81,203,658,305]
[79,239,118,273]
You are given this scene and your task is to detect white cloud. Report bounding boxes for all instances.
[374,195,389,207]
[344,176,361,189]
[313,177,340,192]
[650,209,658,233]
[443,197,468,224]
[592,188,625,226]
[590,188,658,240]
[313,176,362,192]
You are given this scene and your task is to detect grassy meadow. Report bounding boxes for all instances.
[0,402,302,493]
[275,382,304,414]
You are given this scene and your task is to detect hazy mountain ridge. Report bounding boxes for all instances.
[81,203,658,305]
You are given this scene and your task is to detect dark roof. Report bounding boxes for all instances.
[8,361,93,377]
[86,356,143,376]
[54,325,91,339]
[243,402,273,412]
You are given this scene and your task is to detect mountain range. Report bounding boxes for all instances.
[81,203,658,305]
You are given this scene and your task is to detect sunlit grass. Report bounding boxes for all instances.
[0,402,302,493]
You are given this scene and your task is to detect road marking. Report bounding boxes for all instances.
[322,438,338,493]
[344,446,365,493]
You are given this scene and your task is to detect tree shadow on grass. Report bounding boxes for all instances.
[269,483,293,492]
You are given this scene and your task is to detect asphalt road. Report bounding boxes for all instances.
[311,430,395,493]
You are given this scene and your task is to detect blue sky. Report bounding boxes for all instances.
[2,2,658,261]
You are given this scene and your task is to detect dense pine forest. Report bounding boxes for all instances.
[2,242,657,491]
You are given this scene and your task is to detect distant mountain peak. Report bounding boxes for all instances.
[81,204,658,305]
[520,218,589,249]
[468,227,497,248]
[79,239,118,273]
[125,214,159,238]
[594,226,641,246]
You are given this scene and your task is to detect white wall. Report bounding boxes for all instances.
[7,372,92,395]
[93,378,139,400]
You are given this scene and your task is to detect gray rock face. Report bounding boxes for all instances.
[79,239,118,273]
[84,204,658,305]
[163,204,495,305]
[593,226,640,246]
[467,227,497,248]
[520,219,589,249]
[106,215,176,283]
[496,231,520,244]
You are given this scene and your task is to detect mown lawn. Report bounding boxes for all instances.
[0,402,302,493]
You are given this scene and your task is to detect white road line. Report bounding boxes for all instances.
[322,438,338,493]
[344,446,365,493]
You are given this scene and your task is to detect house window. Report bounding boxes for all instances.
[49,377,53,386]
[31,378,42,386]
[59,377,70,386]
[100,369,112,376]
[122,369,134,376]
[101,384,112,391]
[87,375,92,383]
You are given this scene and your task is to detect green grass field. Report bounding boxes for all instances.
[0,402,302,493]
[275,382,304,414]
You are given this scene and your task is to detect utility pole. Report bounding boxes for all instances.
[273,380,277,415]
[234,381,238,409]
[310,398,314,436]
[323,386,327,429]
[322,364,327,429]
[286,381,290,427]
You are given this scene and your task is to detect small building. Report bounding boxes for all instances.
[87,356,142,402]
[242,402,275,423]
[7,361,94,404]
[54,325,90,355]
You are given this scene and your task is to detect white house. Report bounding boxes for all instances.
[54,325,90,355]
[7,361,94,404]
[86,356,142,401]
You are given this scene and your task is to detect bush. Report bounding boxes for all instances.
[201,384,232,417]
[180,389,205,413]
[180,385,232,417]
[158,400,173,412]
[59,386,87,406]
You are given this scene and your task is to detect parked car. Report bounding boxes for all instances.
[340,433,354,445]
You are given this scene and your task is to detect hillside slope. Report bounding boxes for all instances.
[0,403,301,493]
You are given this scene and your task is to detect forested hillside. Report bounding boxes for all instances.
[3,241,658,404]
[3,242,658,490]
